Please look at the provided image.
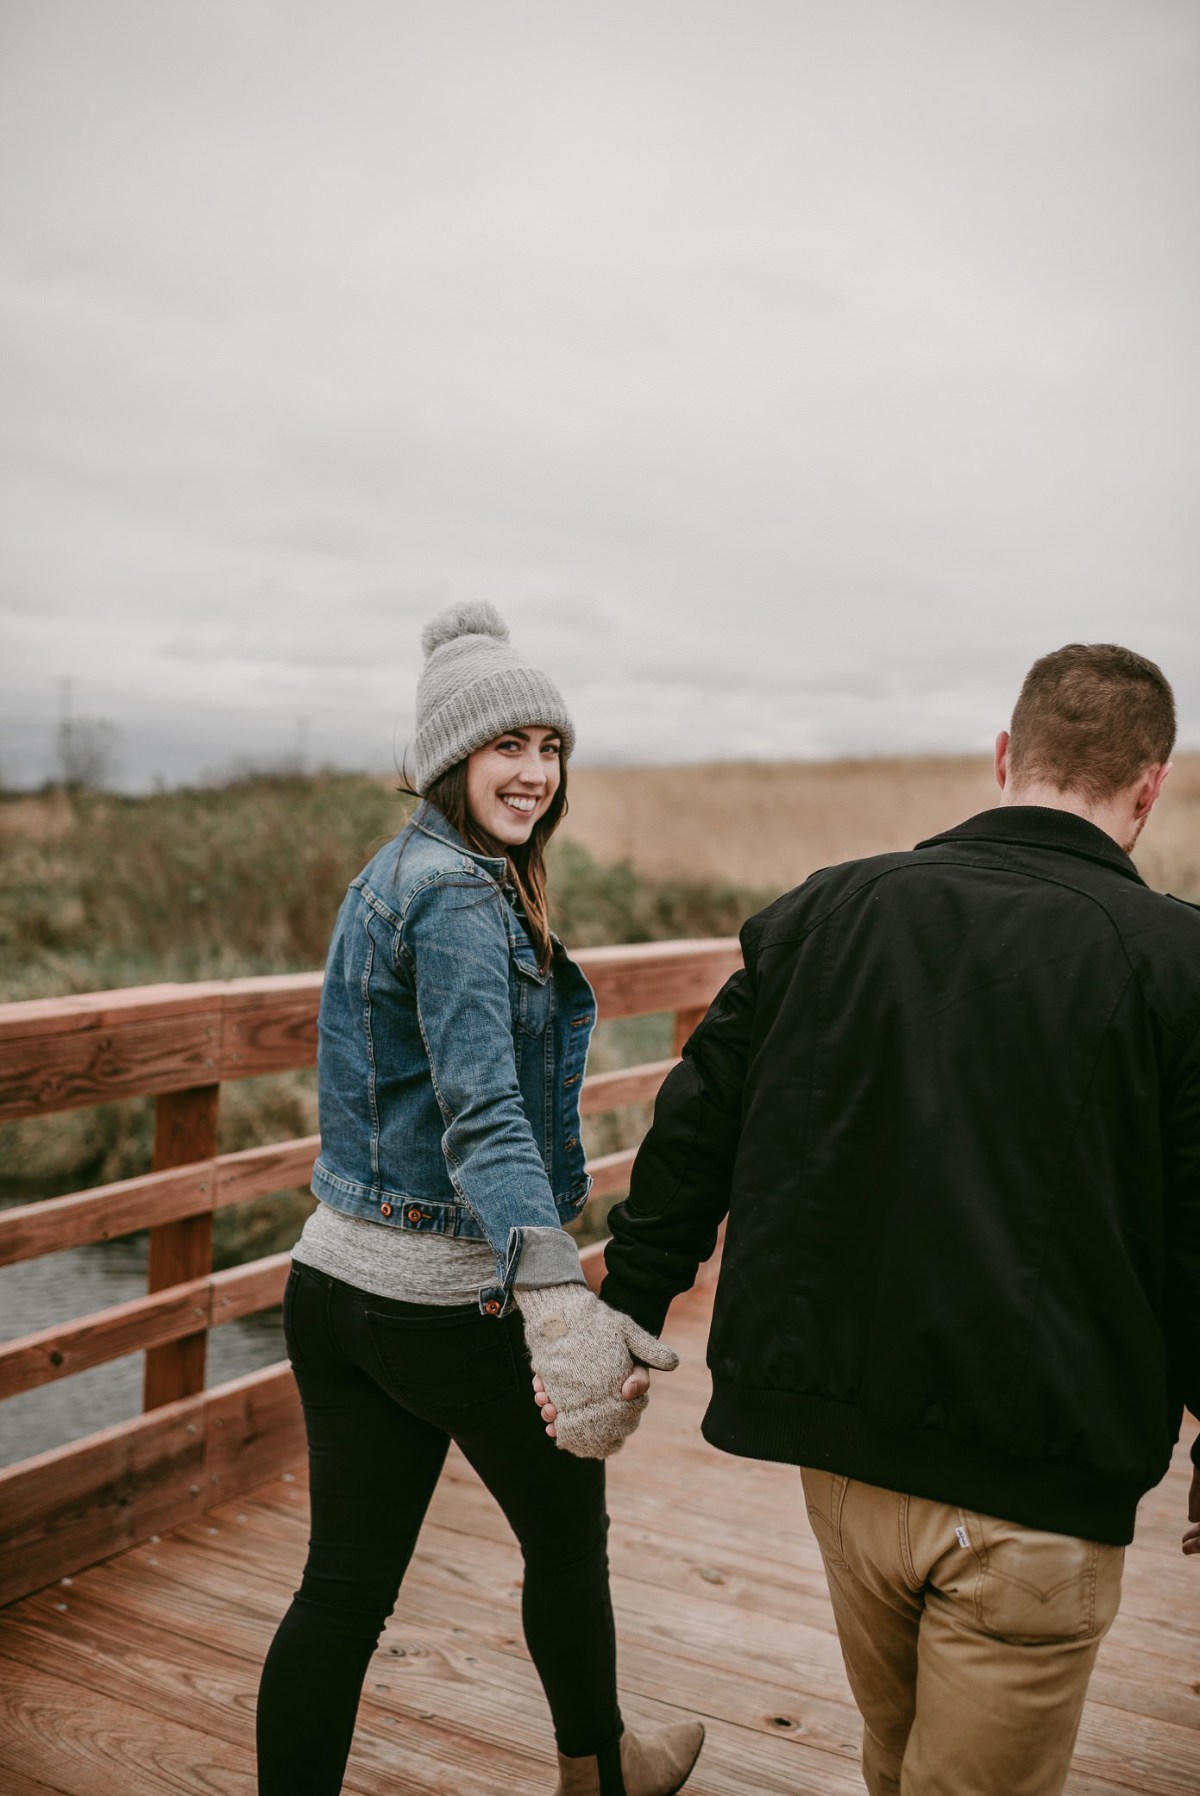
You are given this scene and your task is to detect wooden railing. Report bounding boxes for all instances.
[0,939,741,1606]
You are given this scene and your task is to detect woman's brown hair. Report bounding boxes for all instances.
[404,750,568,969]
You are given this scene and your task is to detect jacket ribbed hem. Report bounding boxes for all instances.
[702,1380,1152,1546]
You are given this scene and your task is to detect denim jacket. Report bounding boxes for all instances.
[311,805,595,1309]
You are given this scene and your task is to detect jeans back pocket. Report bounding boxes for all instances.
[966,1512,1124,1643]
[365,1307,520,1413]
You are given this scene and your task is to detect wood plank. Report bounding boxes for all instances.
[6,1233,628,1402]
[0,1775,76,1796]
[0,976,317,1119]
[0,1256,290,1400]
[202,1362,304,1505]
[0,1188,597,1400]
[0,1556,867,1796]
[2,1124,622,1273]
[580,1057,677,1115]
[0,1658,256,1796]
[211,1134,318,1207]
[0,1395,209,1608]
[236,1455,1200,1788]
[0,1164,214,1267]
[0,1578,567,1796]
[208,1252,291,1326]
[40,1538,289,1645]
[0,981,233,1044]
[143,1087,219,1410]
[586,1147,637,1198]
[0,1590,264,1756]
[53,1490,1187,1796]
[0,947,737,1122]
[0,1280,210,1403]
[191,1443,1200,1741]
[25,1511,1169,1796]
[0,1771,73,1796]
[153,1504,864,1748]
[0,1530,873,1796]
[0,1137,319,1267]
[0,1559,564,1795]
[579,940,742,1022]
[673,1004,709,1055]
[217,981,320,1078]
[0,1011,223,1122]
[580,1239,606,1293]
[0,1362,299,1606]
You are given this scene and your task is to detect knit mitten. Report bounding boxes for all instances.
[515,1283,679,1459]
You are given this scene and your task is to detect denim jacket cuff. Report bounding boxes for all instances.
[479,1224,585,1316]
[510,1225,586,1290]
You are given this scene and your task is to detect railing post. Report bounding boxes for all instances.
[142,1084,219,1411]
[673,1006,708,1057]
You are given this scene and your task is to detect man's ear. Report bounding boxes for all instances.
[994,731,1010,792]
[1134,761,1172,821]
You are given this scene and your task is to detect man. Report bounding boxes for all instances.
[597,645,1200,1795]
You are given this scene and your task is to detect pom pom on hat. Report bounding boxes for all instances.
[420,600,510,658]
[411,600,575,793]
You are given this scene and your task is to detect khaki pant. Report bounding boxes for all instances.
[801,1469,1125,1796]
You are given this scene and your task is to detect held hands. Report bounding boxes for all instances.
[515,1283,678,1459]
[533,1365,648,1438]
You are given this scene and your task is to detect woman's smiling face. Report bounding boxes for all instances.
[465,726,562,846]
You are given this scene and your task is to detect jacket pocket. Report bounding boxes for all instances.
[966,1512,1125,1643]
[365,1308,520,1412]
[512,950,552,1037]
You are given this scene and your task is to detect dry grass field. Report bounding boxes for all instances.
[563,752,1200,901]
[0,756,1195,1250]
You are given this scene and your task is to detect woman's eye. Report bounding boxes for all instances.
[542,741,562,757]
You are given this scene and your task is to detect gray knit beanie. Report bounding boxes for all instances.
[412,601,576,793]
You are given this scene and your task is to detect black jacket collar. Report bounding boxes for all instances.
[916,805,1146,886]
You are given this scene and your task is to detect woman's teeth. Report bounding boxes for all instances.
[501,795,537,812]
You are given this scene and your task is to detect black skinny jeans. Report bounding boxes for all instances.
[256,1264,622,1795]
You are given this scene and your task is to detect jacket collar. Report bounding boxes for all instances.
[409,803,508,875]
[916,805,1146,886]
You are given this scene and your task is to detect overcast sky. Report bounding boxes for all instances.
[2,0,1197,789]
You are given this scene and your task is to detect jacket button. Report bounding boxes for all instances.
[563,1073,580,1088]
[406,1206,425,1223]
[483,1299,502,1316]
[565,1137,578,1150]
[379,1202,393,1218]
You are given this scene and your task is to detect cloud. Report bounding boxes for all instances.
[0,0,1195,789]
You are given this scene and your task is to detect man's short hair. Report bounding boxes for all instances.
[1008,643,1176,802]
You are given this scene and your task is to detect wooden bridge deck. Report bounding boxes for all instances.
[1,1277,1197,1796]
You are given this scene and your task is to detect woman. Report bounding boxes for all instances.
[256,601,704,1796]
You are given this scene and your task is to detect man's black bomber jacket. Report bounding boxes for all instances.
[600,806,1200,1545]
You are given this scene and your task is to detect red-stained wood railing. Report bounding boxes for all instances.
[0,940,740,1605]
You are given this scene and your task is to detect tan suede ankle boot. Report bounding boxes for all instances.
[553,1719,705,1796]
